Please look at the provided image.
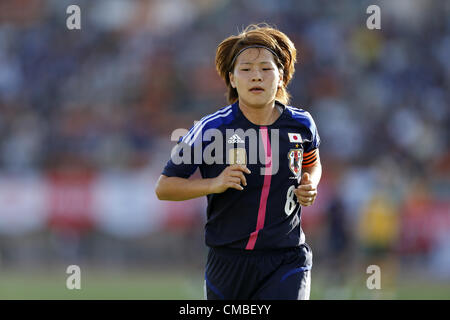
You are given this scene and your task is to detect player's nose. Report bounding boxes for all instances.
[251,70,262,82]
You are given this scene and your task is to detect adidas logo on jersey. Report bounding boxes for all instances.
[227,134,245,144]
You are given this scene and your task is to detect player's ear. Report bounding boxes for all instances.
[229,72,236,89]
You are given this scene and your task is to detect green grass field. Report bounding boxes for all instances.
[0,266,449,300]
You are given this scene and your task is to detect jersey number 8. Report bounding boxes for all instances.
[285,185,298,216]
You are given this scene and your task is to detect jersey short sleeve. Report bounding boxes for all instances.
[301,111,320,168]
[161,124,205,178]
[162,139,197,178]
[161,104,235,179]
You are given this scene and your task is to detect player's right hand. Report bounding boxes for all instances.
[209,165,251,193]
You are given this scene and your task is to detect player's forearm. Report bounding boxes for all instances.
[155,175,213,201]
[302,161,322,188]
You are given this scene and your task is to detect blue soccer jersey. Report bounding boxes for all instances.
[162,101,320,250]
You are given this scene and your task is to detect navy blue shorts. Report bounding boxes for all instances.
[204,243,313,300]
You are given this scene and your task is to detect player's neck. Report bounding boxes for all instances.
[238,100,281,126]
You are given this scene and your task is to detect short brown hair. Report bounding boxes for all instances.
[215,23,297,105]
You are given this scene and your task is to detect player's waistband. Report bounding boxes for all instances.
[208,245,307,257]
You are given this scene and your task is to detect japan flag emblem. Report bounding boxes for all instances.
[288,133,302,143]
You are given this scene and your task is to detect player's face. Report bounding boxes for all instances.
[229,48,283,109]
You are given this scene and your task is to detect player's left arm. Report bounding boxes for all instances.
[294,149,322,207]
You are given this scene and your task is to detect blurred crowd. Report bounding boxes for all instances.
[0,0,449,279]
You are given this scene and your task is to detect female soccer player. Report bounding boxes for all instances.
[155,24,322,300]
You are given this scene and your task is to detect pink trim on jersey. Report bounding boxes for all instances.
[245,127,272,250]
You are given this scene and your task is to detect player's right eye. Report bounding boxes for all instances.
[241,68,250,71]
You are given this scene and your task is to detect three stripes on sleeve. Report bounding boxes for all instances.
[302,149,318,168]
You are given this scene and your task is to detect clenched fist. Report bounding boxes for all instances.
[294,172,318,206]
[209,165,251,194]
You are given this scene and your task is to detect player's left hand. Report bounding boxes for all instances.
[294,172,317,207]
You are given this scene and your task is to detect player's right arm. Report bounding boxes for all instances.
[155,165,251,201]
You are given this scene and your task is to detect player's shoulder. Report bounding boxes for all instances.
[285,105,316,127]
[189,103,236,131]
[181,103,235,145]
[196,103,236,130]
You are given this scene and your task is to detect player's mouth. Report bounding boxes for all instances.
[249,86,264,93]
